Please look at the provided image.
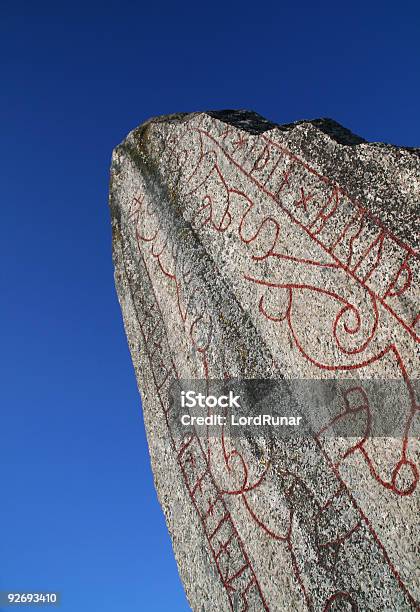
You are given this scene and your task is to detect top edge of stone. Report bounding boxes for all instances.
[112,110,419,251]
[137,109,419,152]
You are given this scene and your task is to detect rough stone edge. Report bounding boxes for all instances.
[137,108,419,151]
[110,171,231,612]
[118,109,419,250]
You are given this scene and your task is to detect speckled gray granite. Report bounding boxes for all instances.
[109,110,419,611]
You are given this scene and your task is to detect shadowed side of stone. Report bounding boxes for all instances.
[207,109,367,144]
[110,110,419,611]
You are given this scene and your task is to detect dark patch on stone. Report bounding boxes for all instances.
[206,109,278,135]
[278,117,367,145]
[205,109,367,145]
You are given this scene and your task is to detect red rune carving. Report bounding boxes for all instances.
[190,126,419,342]
[232,134,248,152]
[220,127,233,141]
[122,248,269,611]
[128,195,144,220]
[294,187,314,212]
[252,144,270,172]
[352,230,385,281]
[123,119,419,609]
[166,122,418,494]
[274,168,292,197]
[309,186,341,235]
[384,256,412,298]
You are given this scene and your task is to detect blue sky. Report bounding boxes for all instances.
[1,1,419,611]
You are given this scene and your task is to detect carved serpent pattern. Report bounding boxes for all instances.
[120,114,419,610]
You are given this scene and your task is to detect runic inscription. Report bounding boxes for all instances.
[110,110,419,611]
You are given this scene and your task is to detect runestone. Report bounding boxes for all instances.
[110,110,419,611]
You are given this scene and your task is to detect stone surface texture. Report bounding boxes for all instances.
[109,110,419,611]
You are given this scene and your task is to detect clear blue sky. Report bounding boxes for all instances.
[1,2,419,611]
